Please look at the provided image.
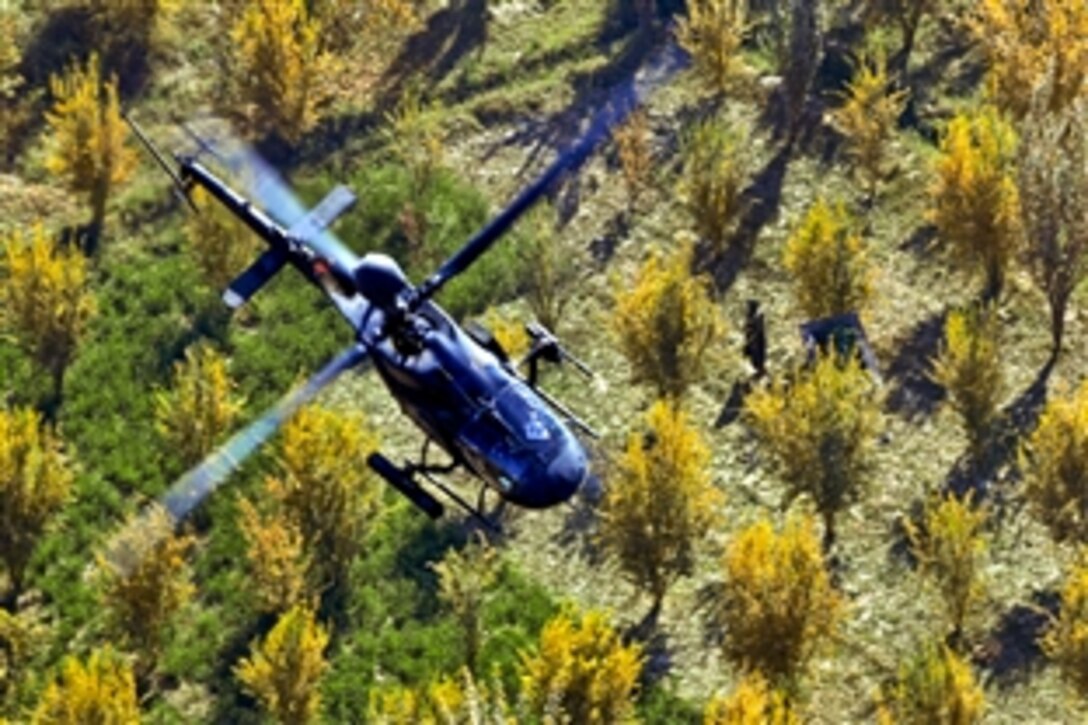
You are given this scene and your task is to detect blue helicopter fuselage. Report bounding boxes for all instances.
[359,299,588,509]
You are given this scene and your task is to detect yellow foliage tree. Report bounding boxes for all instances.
[0,223,96,400]
[704,672,799,725]
[928,106,1021,301]
[0,407,72,595]
[906,493,988,642]
[1042,550,1088,698]
[238,491,309,615]
[230,0,336,144]
[600,400,723,615]
[154,343,244,471]
[677,0,752,96]
[613,239,724,400]
[185,186,262,293]
[44,53,136,247]
[367,667,514,724]
[275,405,380,591]
[783,198,873,320]
[31,647,140,725]
[431,535,500,674]
[717,515,843,685]
[1017,97,1088,356]
[930,305,1004,461]
[679,120,747,255]
[876,641,984,724]
[519,608,643,724]
[235,603,330,725]
[971,0,1088,119]
[1020,381,1088,544]
[98,504,193,666]
[745,354,882,550]
[831,53,909,199]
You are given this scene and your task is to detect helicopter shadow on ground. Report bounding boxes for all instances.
[975,590,1059,689]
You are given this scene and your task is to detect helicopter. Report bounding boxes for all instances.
[124,45,683,532]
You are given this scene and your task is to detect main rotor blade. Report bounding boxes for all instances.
[412,41,687,306]
[161,343,368,523]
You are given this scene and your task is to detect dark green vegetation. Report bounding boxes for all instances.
[3,0,1088,722]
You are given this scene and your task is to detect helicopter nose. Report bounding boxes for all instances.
[540,445,587,506]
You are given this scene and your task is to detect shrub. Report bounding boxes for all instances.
[431,535,501,673]
[275,405,380,592]
[599,400,722,615]
[716,515,843,685]
[1043,551,1088,698]
[0,407,72,596]
[98,504,193,667]
[970,0,1088,119]
[613,238,724,400]
[519,608,644,724]
[830,53,908,199]
[238,492,309,615]
[0,223,95,403]
[928,106,1021,301]
[745,353,882,550]
[704,672,799,724]
[679,119,747,255]
[905,493,988,641]
[518,203,578,333]
[783,198,874,319]
[44,53,136,247]
[31,648,139,725]
[367,667,514,724]
[185,185,262,293]
[153,342,245,472]
[876,640,984,724]
[1017,96,1088,355]
[676,0,752,95]
[930,305,1004,461]
[235,603,330,725]
[1021,381,1088,544]
[614,108,653,211]
[229,0,336,143]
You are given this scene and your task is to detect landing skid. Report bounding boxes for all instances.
[367,447,501,533]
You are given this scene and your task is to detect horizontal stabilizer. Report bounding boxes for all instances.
[223,248,288,309]
[287,185,356,246]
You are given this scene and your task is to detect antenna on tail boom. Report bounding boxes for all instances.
[121,109,198,213]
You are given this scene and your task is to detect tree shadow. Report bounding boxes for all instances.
[975,590,1058,689]
[379,0,489,104]
[703,141,793,295]
[945,356,1056,500]
[884,310,946,420]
